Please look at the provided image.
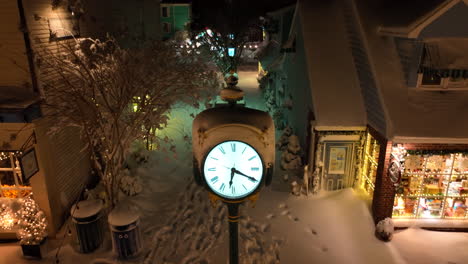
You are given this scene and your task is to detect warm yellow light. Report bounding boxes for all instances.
[0,212,16,230]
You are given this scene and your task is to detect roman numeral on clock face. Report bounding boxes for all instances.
[251,167,259,171]
[231,186,235,194]
[210,176,219,184]
[219,146,226,154]
[220,183,226,191]
[248,155,257,161]
[231,143,236,152]
[208,168,216,171]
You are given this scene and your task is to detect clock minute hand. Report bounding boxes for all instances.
[233,168,258,182]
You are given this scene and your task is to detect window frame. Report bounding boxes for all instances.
[0,151,32,199]
[162,22,171,33]
[416,73,468,91]
[161,6,170,18]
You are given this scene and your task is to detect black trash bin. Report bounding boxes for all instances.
[71,199,104,253]
[108,205,142,259]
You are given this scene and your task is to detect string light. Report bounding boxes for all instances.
[17,195,48,245]
[0,203,15,230]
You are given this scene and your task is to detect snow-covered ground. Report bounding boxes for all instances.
[1,69,467,264]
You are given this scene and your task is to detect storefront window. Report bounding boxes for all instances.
[0,152,32,199]
[393,153,468,219]
[358,132,380,197]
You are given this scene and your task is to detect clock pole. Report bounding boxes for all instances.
[227,202,240,264]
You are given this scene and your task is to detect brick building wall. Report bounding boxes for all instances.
[371,141,394,224]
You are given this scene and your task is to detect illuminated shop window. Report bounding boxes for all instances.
[0,152,32,199]
[393,153,468,219]
[359,132,380,196]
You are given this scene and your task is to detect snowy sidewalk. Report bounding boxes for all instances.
[1,68,467,264]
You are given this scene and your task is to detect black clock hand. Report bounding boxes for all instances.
[211,161,231,170]
[229,169,235,187]
[233,168,258,182]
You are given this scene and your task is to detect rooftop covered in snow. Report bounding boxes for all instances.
[296,0,367,128]
[355,0,468,141]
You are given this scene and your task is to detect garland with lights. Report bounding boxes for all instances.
[406,149,468,156]
[17,195,47,245]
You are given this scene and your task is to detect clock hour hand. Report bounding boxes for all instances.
[232,168,258,182]
[229,169,235,187]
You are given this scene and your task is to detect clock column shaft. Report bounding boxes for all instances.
[227,203,240,264]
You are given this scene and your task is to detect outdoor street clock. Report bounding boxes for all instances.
[192,99,275,264]
[192,105,275,198]
[203,140,264,200]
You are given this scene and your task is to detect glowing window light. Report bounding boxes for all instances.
[228,48,235,57]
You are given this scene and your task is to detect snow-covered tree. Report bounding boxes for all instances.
[193,28,248,76]
[190,1,263,76]
[36,37,220,208]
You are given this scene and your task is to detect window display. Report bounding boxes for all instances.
[0,152,31,199]
[393,153,468,219]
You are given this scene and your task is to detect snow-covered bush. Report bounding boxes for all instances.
[119,169,143,197]
[375,217,394,242]
[276,126,292,150]
[290,181,301,196]
[37,36,220,208]
[280,135,303,171]
[311,167,321,194]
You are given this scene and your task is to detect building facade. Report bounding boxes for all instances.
[160,0,192,41]
[260,0,468,231]
[0,0,162,238]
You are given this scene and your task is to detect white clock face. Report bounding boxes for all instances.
[203,140,264,199]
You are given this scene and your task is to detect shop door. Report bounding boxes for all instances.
[323,142,355,191]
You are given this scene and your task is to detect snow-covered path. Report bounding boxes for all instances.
[1,68,467,264]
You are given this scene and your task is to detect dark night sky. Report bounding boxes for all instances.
[190,0,297,33]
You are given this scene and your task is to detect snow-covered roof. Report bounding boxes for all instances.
[378,0,462,38]
[355,0,468,141]
[0,86,40,109]
[297,0,366,127]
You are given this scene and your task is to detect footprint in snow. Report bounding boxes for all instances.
[266,213,275,219]
[278,203,287,209]
[305,227,318,235]
[288,214,299,222]
[260,223,271,232]
[280,210,290,216]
